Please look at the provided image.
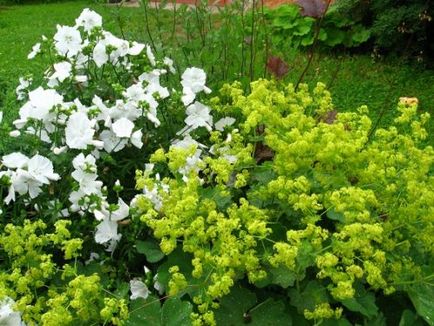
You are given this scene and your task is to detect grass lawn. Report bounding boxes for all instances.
[0,0,433,150]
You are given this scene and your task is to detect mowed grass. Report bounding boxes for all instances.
[0,0,433,150]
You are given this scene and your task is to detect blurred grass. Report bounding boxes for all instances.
[0,0,433,152]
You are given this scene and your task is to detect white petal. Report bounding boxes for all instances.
[112,118,134,138]
[130,279,149,300]
[2,153,29,169]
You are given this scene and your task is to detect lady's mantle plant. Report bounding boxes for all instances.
[134,81,433,325]
[0,7,433,326]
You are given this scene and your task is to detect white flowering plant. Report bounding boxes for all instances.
[0,8,236,326]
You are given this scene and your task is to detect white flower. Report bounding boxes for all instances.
[138,70,161,84]
[50,61,72,82]
[163,57,176,73]
[131,130,143,148]
[0,111,2,124]
[171,134,206,150]
[9,130,20,137]
[71,154,101,195]
[99,129,127,153]
[181,86,196,106]
[130,279,149,300]
[102,31,129,63]
[181,67,211,94]
[153,274,165,295]
[112,118,134,138]
[94,198,129,245]
[85,252,100,265]
[1,154,59,202]
[95,219,121,244]
[75,75,88,83]
[2,152,29,169]
[65,112,95,149]
[146,45,156,66]
[27,154,60,184]
[215,117,236,131]
[16,77,32,101]
[185,101,213,131]
[75,8,102,32]
[144,265,151,274]
[142,187,163,211]
[54,25,82,57]
[0,297,26,326]
[93,42,108,67]
[94,198,129,222]
[145,82,170,99]
[72,152,97,172]
[17,87,63,123]
[53,146,67,155]
[129,41,145,55]
[123,84,146,103]
[11,169,42,199]
[27,42,41,59]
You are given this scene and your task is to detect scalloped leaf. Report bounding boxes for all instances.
[408,283,434,326]
[126,295,162,326]
[161,297,193,326]
[214,285,257,325]
[249,299,292,325]
[136,240,165,263]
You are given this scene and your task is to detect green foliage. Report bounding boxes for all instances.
[334,0,434,59]
[0,219,129,325]
[264,4,371,50]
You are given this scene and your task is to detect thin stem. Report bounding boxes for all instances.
[249,0,257,85]
[240,0,246,78]
[141,0,157,52]
[295,0,332,90]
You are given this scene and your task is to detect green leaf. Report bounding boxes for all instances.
[270,265,297,288]
[323,28,346,47]
[126,295,162,326]
[342,291,378,318]
[364,313,386,326]
[300,35,314,46]
[161,297,193,326]
[200,186,232,210]
[294,22,313,36]
[399,309,426,326]
[322,319,352,326]
[136,240,165,263]
[326,209,345,222]
[408,283,434,326]
[156,248,202,298]
[289,280,329,313]
[251,162,276,184]
[214,285,257,325]
[351,26,371,45]
[114,282,130,299]
[249,299,292,325]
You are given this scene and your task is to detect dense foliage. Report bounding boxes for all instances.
[334,0,434,59]
[264,4,371,50]
[0,7,433,326]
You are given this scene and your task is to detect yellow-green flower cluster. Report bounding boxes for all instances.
[0,219,128,325]
[136,79,433,324]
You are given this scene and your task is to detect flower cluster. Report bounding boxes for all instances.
[0,8,219,252]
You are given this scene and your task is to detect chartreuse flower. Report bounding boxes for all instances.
[0,219,128,325]
[135,79,433,325]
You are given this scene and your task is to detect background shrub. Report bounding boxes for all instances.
[334,0,434,60]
